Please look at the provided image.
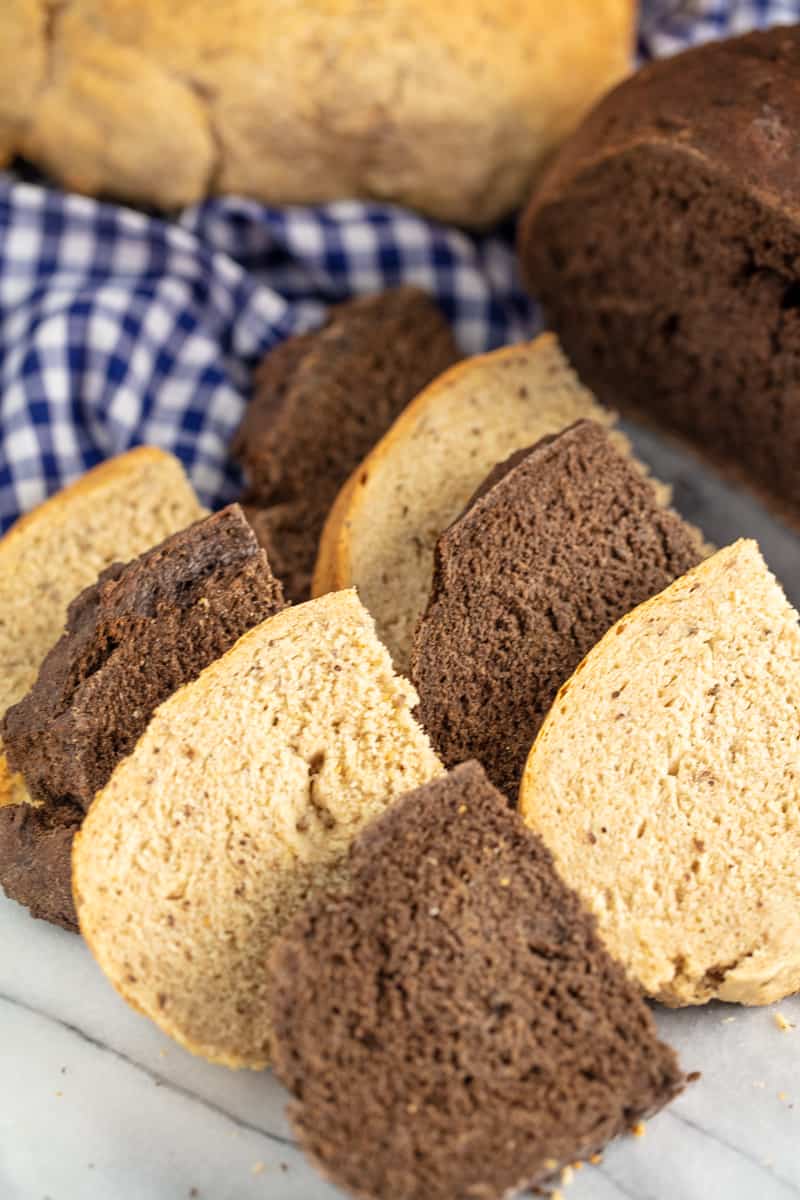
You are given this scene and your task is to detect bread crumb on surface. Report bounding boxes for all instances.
[631,1121,647,1138]
[775,1012,794,1031]
[589,1153,604,1165]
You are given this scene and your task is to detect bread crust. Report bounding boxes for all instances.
[0,447,183,551]
[313,336,565,598]
[6,0,633,224]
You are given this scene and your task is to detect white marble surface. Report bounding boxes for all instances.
[2,422,800,1200]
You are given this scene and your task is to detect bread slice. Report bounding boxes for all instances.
[0,798,81,932]
[520,540,800,1007]
[0,447,205,719]
[4,504,285,810]
[233,288,459,602]
[73,591,442,1067]
[269,761,686,1200]
[0,505,285,933]
[411,421,705,800]
[313,334,614,672]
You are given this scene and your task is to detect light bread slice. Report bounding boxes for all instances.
[312,335,614,672]
[520,540,800,1007]
[73,590,442,1068]
[0,447,205,718]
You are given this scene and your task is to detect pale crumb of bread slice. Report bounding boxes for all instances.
[520,539,800,1007]
[0,447,205,717]
[0,755,30,809]
[73,589,443,1068]
[312,334,615,672]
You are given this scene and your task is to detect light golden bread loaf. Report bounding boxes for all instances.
[6,1,632,224]
[313,335,615,672]
[0,447,205,719]
[73,590,442,1068]
[520,540,800,1007]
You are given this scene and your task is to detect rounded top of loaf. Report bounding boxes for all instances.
[520,539,800,1007]
[9,0,632,223]
[520,23,800,262]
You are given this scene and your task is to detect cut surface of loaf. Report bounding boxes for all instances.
[0,447,205,719]
[521,540,800,1007]
[270,762,685,1200]
[73,591,442,1067]
[0,504,285,933]
[411,421,704,800]
[519,25,800,523]
[234,287,459,602]
[4,1,632,224]
[313,335,613,672]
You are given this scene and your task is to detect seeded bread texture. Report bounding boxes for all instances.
[270,761,685,1200]
[313,335,614,672]
[73,590,442,1068]
[0,505,285,931]
[5,1,632,225]
[521,540,800,1007]
[234,288,459,602]
[411,421,704,800]
[519,26,800,524]
[3,504,285,810]
[0,446,205,720]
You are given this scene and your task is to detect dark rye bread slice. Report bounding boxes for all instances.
[0,801,82,932]
[3,504,285,809]
[269,762,686,1200]
[232,286,459,601]
[519,25,800,524]
[0,504,285,931]
[410,421,704,800]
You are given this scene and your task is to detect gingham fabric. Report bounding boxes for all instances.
[1,0,799,531]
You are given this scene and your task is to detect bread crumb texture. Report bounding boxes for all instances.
[315,335,614,672]
[73,590,442,1068]
[521,540,800,1006]
[269,763,683,1200]
[0,447,204,717]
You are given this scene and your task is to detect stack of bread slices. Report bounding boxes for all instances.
[1,285,798,1200]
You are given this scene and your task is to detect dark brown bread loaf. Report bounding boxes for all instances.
[233,287,459,601]
[411,421,703,800]
[0,801,82,932]
[0,503,285,931]
[519,26,800,522]
[2,503,285,809]
[269,761,686,1200]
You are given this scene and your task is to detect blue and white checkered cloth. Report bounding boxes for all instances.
[2,0,799,532]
